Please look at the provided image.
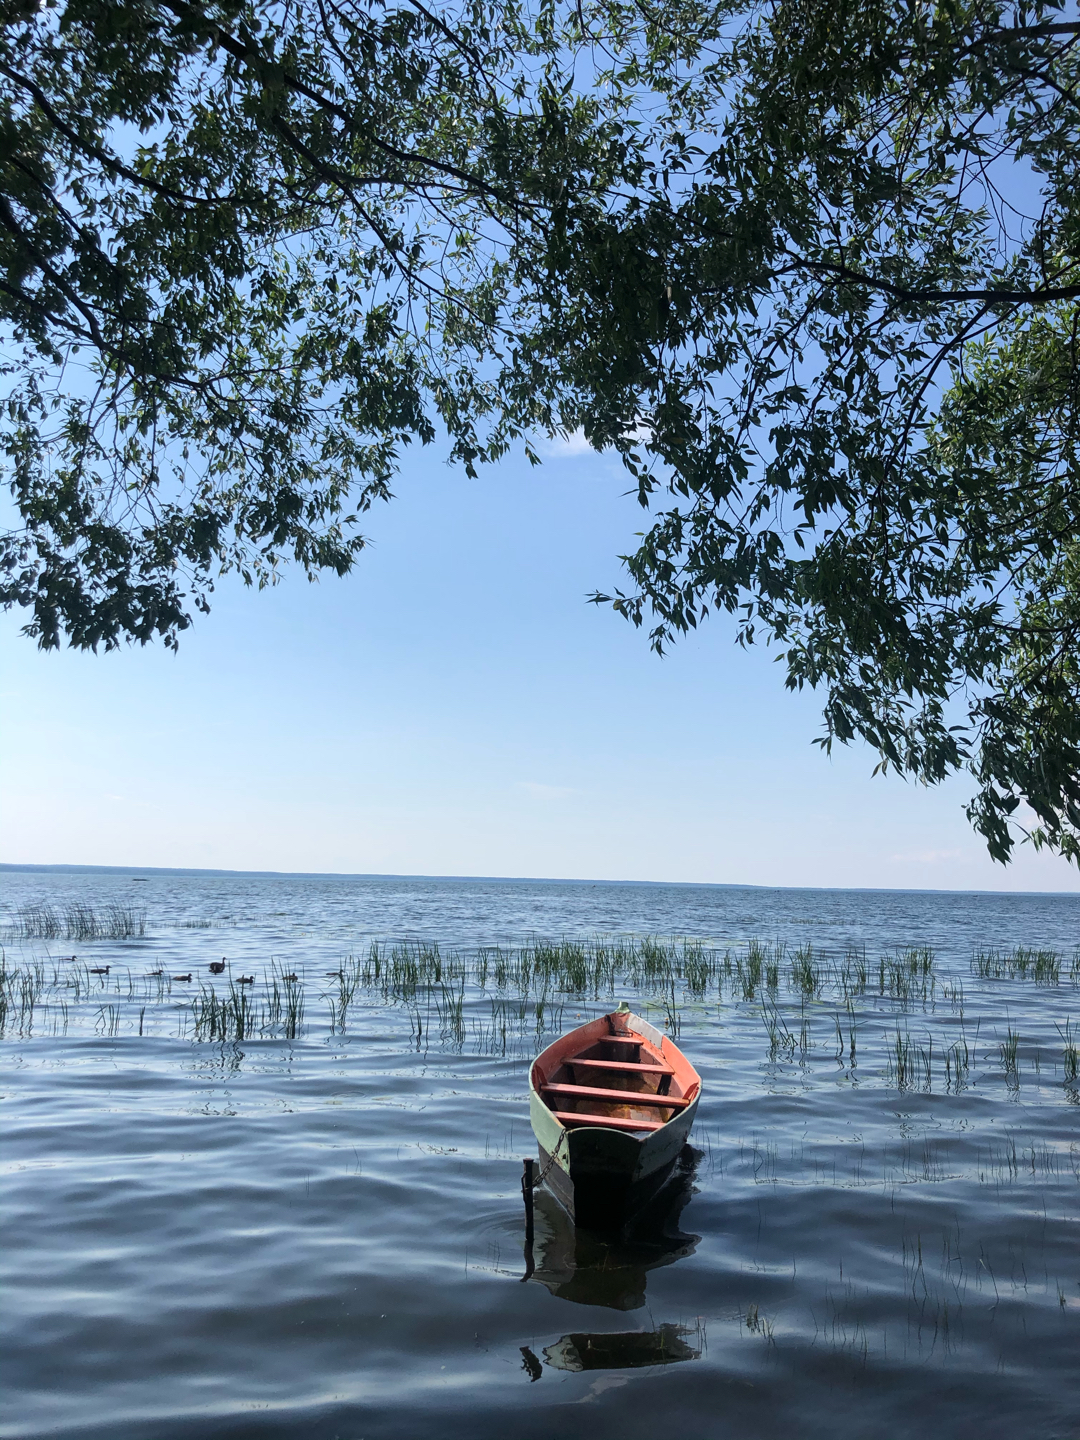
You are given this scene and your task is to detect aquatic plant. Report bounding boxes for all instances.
[682,943,711,999]
[835,1001,858,1067]
[761,999,796,1060]
[1000,1024,1021,1087]
[435,979,466,1044]
[733,941,780,1000]
[190,978,265,1042]
[972,947,1062,985]
[2,923,1075,1104]
[3,902,146,942]
[268,966,305,1039]
[790,945,821,999]
[886,1025,933,1092]
[840,948,869,996]
[1057,1019,1078,1086]
[879,949,936,1004]
[941,1012,979,1092]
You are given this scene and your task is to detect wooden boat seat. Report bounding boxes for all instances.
[542,1082,690,1109]
[552,1109,666,1133]
[568,1058,673,1076]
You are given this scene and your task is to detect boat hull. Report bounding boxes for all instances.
[529,1011,701,1230]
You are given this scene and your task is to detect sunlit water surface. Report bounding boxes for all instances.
[2,869,1079,1439]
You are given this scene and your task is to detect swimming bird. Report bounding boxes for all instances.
[236,975,255,985]
[282,973,299,983]
[173,973,192,982]
[89,966,110,976]
[326,970,346,979]
[148,970,164,977]
[209,960,226,975]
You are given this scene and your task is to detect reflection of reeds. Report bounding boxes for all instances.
[474,992,566,1055]
[743,1303,776,1342]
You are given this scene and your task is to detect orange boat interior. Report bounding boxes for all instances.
[533,1014,701,1133]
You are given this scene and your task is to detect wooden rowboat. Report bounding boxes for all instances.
[529,1005,701,1229]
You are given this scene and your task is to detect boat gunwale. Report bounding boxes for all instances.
[530,1011,702,1142]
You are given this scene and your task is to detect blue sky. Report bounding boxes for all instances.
[2,434,1077,892]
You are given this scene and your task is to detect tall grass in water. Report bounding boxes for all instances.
[268,965,305,1039]
[191,981,262,1042]
[972,947,1062,985]
[943,1022,977,1092]
[362,941,463,1002]
[2,929,1066,1078]
[0,957,72,1038]
[729,941,781,1000]
[1000,1023,1021,1087]
[840,948,869,996]
[435,979,466,1044]
[1057,1019,1078,1085]
[0,960,44,1035]
[879,948,935,1003]
[790,945,822,998]
[761,999,797,1060]
[886,1026,933,1092]
[835,1001,858,1067]
[4,902,145,941]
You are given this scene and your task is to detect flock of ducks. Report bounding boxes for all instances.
[70,957,261,985]
[68,957,311,987]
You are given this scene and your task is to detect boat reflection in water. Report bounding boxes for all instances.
[539,1322,701,1372]
[523,1145,701,1313]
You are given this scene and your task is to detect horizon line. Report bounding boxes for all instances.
[1,861,1077,899]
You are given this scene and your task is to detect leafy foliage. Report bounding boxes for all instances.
[2,0,1078,863]
[544,0,1080,863]
[0,0,614,646]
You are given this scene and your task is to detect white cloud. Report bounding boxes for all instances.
[539,429,596,458]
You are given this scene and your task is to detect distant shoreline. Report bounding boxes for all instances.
[1,861,1077,899]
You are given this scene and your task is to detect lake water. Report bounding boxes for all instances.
[2,868,1078,1440]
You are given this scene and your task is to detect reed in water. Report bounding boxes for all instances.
[3,902,145,942]
[3,930,1078,1093]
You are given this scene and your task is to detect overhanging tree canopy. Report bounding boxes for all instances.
[1,0,1078,864]
[0,0,618,644]
[529,0,1080,865]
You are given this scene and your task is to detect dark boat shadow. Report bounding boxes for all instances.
[523,1145,702,1311]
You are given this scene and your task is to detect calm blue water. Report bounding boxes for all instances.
[2,869,1078,1439]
